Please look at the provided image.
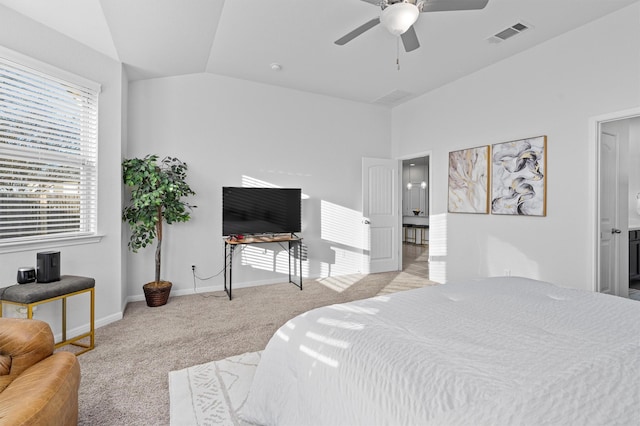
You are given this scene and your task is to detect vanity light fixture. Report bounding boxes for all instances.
[407,163,415,190]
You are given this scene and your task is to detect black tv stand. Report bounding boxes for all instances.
[223,233,303,300]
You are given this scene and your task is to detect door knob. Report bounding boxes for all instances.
[363,219,371,225]
[611,228,622,234]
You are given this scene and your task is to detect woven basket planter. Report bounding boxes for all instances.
[143,281,172,307]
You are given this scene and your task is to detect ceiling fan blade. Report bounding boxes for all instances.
[421,0,489,13]
[401,26,420,52]
[359,0,382,5]
[335,18,381,45]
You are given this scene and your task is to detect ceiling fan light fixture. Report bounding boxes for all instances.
[380,2,420,36]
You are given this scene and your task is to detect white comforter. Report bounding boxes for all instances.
[240,277,640,426]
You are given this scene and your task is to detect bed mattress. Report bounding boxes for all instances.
[240,276,640,425]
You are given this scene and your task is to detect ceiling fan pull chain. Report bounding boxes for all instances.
[396,36,400,71]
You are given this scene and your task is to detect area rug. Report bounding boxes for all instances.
[169,351,261,425]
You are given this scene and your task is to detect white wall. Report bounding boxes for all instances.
[127,74,390,299]
[120,68,130,312]
[0,6,126,331]
[392,4,640,290]
[2,2,637,326]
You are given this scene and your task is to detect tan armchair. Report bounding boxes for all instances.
[0,318,80,426]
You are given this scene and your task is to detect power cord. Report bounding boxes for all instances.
[191,241,301,297]
[191,245,246,297]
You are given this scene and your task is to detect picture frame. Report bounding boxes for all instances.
[491,135,547,216]
[448,145,490,214]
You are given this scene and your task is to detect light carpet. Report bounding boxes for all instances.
[75,245,431,425]
[169,351,262,426]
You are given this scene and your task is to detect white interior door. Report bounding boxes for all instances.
[599,131,620,295]
[362,157,399,273]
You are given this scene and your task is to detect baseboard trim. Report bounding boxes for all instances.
[52,311,123,344]
[127,277,306,303]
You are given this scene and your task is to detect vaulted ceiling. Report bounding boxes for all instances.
[0,0,637,106]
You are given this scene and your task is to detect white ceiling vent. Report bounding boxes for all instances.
[372,89,413,107]
[487,22,530,43]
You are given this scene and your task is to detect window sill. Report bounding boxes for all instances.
[0,234,105,255]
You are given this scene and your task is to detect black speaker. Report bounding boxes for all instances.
[17,267,36,284]
[37,251,60,283]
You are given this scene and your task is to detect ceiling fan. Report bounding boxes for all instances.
[335,0,489,52]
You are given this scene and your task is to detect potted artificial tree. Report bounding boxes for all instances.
[122,155,196,307]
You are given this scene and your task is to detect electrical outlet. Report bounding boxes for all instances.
[191,265,196,271]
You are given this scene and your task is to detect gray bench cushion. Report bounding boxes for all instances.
[0,275,94,304]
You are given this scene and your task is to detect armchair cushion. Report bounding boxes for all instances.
[0,318,80,426]
[0,318,54,392]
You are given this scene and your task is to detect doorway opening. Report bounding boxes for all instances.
[401,156,430,279]
[592,108,640,300]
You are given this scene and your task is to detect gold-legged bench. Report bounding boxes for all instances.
[0,275,95,355]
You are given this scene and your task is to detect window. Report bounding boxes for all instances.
[0,52,99,245]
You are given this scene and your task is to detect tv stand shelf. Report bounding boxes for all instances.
[223,234,303,300]
[226,234,299,245]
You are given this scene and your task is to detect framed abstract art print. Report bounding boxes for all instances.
[491,135,547,216]
[448,146,490,214]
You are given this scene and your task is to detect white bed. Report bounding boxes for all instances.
[240,276,640,425]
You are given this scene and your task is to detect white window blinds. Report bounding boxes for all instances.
[0,55,99,243]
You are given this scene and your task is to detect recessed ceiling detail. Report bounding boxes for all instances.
[372,89,414,107]
[0,0,636,105]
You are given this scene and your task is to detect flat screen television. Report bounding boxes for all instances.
[222,187,301,236]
